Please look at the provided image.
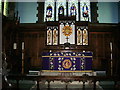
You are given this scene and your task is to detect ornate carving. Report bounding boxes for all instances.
[62,26,72,36]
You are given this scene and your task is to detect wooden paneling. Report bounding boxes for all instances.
[89,32,112,72]
[3,22,119,75]
[17,29,113,73]
[19,31,46,68]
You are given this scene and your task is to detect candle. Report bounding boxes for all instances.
[13,43,17,49]
[110,42,112,52]
[22,42,24,50]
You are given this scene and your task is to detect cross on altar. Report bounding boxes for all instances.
[66,36,69,43]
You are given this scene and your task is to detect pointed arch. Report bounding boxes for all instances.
[70,4,77,16]
[77,29,82,45]
[80,0,91,21]
[46,5,52,17]
[68,0,79,21]
[83,29,88,45]
[53,29,58,45]
[56,0,66,21]
[47,29,52,45]
[44,0,55,21]
[58,5,64,15]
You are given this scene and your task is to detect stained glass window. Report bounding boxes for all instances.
[53,29,58,45]
[68,0,79,21]
[77,26,88,45]
[70,4,77,16]
[56,0,66,21]
[44,0,55,21]
[47,29,52,45]
[59,21,75,44]
[80,0,91,21]
[46,5,52,17]
[59,6,64,15]
[83,28,88,45]
[77,29,82,45]
[44,0,91,22]
[47,27,58,45]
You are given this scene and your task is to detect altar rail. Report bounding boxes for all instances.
[7,74,120,90]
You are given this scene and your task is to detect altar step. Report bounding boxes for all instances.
[40,71,96,76]
[28,70,106,76]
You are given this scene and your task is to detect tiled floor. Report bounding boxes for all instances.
[8,79,116,90]
[30,81,103,90]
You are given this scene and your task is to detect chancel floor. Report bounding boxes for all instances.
[7,71,118,90]
[8,79,117,90]
[31,81,103,90]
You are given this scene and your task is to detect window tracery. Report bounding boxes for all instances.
[77,27,88,45]
[56,0,66,21]
[44,0,91,22]
[68,0,79,21]
[80,0,91,21]
[44,0,55,21]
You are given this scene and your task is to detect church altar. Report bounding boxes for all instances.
[42,52,93,71]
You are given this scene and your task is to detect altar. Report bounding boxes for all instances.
[42,52,93,72]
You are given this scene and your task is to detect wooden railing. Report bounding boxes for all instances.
[7,74,120,90]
